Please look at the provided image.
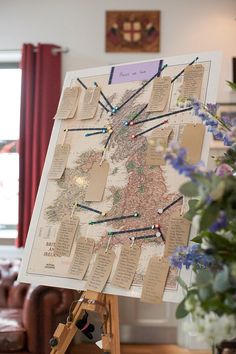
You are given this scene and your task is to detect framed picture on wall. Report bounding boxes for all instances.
[213,103,236,140]
[106,11,160,53]
[217,102,236,121]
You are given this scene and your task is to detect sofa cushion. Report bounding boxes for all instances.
[0,308,26,352]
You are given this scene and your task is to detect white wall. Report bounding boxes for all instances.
[0,0,235,100]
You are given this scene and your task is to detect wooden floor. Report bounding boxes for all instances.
[71,343,210,354]
[120,344,210,354]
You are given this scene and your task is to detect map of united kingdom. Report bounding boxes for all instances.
[18,53,220,301]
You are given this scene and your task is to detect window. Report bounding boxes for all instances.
[0,52,21,245]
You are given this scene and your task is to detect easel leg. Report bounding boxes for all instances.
[49,291,120,354]
[105,295,120,354]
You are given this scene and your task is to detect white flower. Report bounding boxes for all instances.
[218,230,233,241]
[187,310,236,346]
[184,294,200,312]
[201,237,213,251]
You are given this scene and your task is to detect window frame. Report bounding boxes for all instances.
[0,51,21,246]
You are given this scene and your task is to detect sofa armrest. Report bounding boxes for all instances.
[22,285,78,354]
[8,281,30,308]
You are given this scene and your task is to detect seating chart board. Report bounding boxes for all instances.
[19,52,221,302]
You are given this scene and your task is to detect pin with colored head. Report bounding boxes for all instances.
[152,224,159,230]
[112,106,118,114]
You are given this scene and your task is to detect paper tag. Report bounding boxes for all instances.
[95,340,103,349]
[54,87,80,119]
[68,237,95,279]
[111,245,141,290]
[78,87,100,120]
[146,128,172,166]
[48,144,70,180]
[86,249,115,292]
[180,123,205,164]
[108,60,162,84]
[141,257,170,304]
[85,161,109,202]
[54,217,79,257]
[164,214,191,257]
[147,76,171,112]
[181,64,204,100]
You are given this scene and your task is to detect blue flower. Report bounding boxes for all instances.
[208,126,215,133]
[209,211,228,232]
[213,130,224,140]
[221,115,232,126]
[191,100,217,126]
[165,147,204,178]
[223,135,234,146]
[206,103,218,116]
[169,244,214,270]
[205,119,218,127]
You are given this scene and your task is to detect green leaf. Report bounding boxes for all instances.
[226,80,236,91]
[184,199,200,221]
[210,180,225,201]
[196,269,212,287]
[191,173,211,186]
[207,233,232,249]
[191,235,202,243]
[176,276,188,291]
[213,266,230,293]
[179,182,199,197]
[176,299,188,319]
[202,296,226,315]
[184,211,194,221]
[188,199,199,208]
[199,202,220,230]
[224,294,236,310]
[199,286,213,301]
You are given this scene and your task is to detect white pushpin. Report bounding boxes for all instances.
[130,237,135,248]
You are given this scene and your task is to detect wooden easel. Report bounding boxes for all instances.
[49,290,120,354]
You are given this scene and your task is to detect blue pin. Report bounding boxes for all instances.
[112,106,118,114]
[85,129,107,137]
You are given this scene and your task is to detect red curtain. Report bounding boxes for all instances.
[17,44,61,247]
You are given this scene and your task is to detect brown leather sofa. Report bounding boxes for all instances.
[0,259,78,354]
